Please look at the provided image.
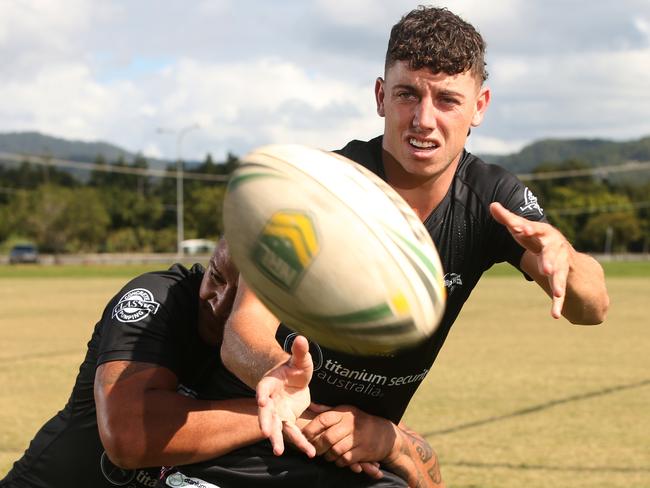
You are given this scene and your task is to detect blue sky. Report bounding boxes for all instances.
[1,0,649,161]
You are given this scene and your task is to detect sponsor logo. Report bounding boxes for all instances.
[282,333,428,399]
[520,187,544,216]
[100,451,136,486]
[252,211,319,291]
[112,288,160,323]
[165,471,221,488]
[283,332,324,371]
[135,470,159,487]
[443,272,463,291]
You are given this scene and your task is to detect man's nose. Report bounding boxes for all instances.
[413,100,437,130]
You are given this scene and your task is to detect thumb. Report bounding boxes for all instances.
[289,335,312,371]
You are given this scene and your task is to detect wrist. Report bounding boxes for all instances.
[383,423,404,465]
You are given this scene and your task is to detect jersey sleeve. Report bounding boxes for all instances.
[95,272,187,375]
[484,167,547,271]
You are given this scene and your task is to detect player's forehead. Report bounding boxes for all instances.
[209,239,237,276]
[385,61,482,91]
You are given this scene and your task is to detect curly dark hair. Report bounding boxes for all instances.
[385,6,488,83]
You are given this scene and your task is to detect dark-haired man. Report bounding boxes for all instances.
[165,6,609,488]
[1,240,296,488]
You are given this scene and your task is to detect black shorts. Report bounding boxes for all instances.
[158,442,408,488]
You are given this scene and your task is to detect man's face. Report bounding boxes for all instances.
[198,240,239,336]
[375,60,490,185]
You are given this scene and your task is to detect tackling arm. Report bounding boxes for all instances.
[95,360,264,469]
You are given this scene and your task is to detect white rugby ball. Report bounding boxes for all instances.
[223,144,446,355]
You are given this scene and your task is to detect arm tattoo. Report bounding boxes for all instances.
[398,426,443,486]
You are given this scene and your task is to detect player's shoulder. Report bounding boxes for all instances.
[106,263,204,316]
[335,136,383,173]
[122,262,203,292]
[456,151,545,221]
[457,151,520,188]
[456,151,527,202]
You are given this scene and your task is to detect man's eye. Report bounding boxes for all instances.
[396,91,415,100]
[440,96,459,106]
[210,269,225,284]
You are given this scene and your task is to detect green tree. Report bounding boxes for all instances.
[184,185,227,239]
[6,185,109,253]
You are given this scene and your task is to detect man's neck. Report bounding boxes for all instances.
[382,152,458,222]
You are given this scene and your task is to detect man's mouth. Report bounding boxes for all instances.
[409,137,438,149]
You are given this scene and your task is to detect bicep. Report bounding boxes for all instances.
[95,361,178,431]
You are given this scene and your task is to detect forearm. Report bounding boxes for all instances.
[98,390,264,469]
[383,424,444,488]
[563,251,609,325]
[221,278,287,388]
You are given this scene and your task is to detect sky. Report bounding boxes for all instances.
[1,0,649,161]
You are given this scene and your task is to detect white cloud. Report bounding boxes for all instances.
[1,0,649,160]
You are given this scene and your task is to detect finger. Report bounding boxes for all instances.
[283,421,316,458]
[348,463,363,474]
[308,402,332,413]
[257,392,275,437]
[325,436,355,464]
[268,414,285,456]
[489,202,524,232]
[289,335,312,372]
[302,410,340,439]
[360,462,383,480]
[256,377,274,408]
[549,254,569,320]
[310,420,350,456]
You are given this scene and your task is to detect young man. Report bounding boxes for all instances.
[207,5,608,487]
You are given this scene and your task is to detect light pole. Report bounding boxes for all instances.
[157,124,200,256]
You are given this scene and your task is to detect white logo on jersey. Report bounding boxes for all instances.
[166,471,221,488]
[284,332,324,371]
[111,288,160,323]
[444,272,463,291]
[100,451,136,485]
[520,187,544,216]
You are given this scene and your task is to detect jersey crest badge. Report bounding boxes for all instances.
[444,272,463,293]
[520,187,544,216]
[111,288,160,323]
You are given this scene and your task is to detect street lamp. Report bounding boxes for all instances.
[156,124,200,256]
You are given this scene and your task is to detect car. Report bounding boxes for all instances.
[9,244,39,264]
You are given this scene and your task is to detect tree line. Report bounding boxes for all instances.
[1,153,649,254]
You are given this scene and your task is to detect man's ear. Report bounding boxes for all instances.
[375,77,386,117]
[471,85,490,127]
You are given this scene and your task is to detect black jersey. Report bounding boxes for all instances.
[1,264,219,488]
[275,136,547,423]
[176,137,547,487]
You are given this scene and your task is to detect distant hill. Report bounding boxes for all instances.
[2,130,649,179]
[0,131,140,163]
[479,136,650,174]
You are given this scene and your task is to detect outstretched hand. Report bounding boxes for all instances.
[256,335,315,457]
[490,202,575,319]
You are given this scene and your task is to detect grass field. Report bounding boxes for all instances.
[1,261,649,487]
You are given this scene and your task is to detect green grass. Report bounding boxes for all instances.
[0,260,206,279]
[1,271,648,487]
[486,259,650,278]
[2,257,649,279]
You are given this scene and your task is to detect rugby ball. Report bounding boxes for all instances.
[223,144,446,355]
